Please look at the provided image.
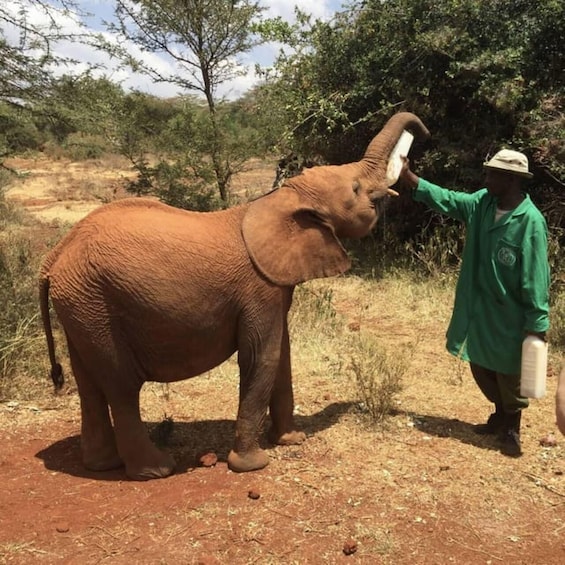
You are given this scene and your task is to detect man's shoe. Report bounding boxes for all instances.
[499,429,522,457]
[499,411,523,457]
[473,411,504,435]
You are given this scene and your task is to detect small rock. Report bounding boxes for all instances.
[199,452,218,467]
[248,489,260,500]
[348,322,360,332]
[55,522,70,533]
[343,539,357,556]
[540,433,557,447]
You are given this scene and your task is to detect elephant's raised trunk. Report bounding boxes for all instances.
[362,112,430,174]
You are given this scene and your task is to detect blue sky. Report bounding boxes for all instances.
[44,0,349,99]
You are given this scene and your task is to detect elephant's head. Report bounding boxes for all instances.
[242,111,430,286]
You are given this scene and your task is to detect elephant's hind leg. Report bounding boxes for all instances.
[108,392,176,481]
[67,339,122,472]
[99,350,175,480]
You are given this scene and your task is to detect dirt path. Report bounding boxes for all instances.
[4,155,135,223]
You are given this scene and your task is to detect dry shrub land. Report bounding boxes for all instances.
[1,155,564,564]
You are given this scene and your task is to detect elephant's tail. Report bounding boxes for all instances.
[39,272,64,391]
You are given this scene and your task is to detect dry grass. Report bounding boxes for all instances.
[3,154,135,224]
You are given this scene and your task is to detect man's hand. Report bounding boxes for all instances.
[398,156,420,189]
[526,331,547,342]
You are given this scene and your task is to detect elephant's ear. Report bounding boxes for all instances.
[242,187,351,286]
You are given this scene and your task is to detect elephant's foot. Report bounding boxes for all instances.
[82,442,123,472]
[84,452,124,472]
[268,428,306,446]
[227,448,270,473]
[125,450,176,481]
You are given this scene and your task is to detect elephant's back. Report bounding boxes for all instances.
[84,198,245,238]
[46,197,253,304]
[49,198,247,268]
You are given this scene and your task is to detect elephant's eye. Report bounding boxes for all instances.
[352,180,361,195]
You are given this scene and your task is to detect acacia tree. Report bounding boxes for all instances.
[107,0,266,202]
[0,1,97,158]
[0,1,80,100]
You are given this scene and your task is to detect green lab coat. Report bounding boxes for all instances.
[414,179,550,374]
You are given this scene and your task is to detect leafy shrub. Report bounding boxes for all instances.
[62,133,107,160]
[345,228,414,279]
[0,103,44,154]
[348,332,408,424]
[127,158,224,212]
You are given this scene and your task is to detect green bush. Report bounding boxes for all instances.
[127,158,224,212]
[0,103,45,154]
[62,133,107,160]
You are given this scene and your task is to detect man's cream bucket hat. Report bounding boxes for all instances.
[484,149,533,179]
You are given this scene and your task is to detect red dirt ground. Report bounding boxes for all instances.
[2,389,565,564]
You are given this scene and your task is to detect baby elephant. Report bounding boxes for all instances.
[40,112,430,480]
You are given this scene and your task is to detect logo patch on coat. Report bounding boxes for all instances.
[497,246,517,266]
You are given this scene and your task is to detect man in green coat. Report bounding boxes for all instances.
[399,149,550,457]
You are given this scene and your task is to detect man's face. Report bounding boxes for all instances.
[485,169,517,199]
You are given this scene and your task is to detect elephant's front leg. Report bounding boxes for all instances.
[227,351,273,473]
[267,322,306,447]
[228,315,290,473]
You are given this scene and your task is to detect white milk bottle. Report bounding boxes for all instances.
[386,130,414,186]
[520,335,548,398]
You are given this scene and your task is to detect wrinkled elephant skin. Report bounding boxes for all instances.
[39,112,430,480]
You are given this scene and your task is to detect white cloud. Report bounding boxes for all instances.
[220,1,344,99]
[8,0,345,100]
[263,0,339,21]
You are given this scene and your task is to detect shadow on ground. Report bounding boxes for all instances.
[35,401,355,481]
[397,410,501,452]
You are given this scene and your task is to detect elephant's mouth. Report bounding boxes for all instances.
[371,196,390,216]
